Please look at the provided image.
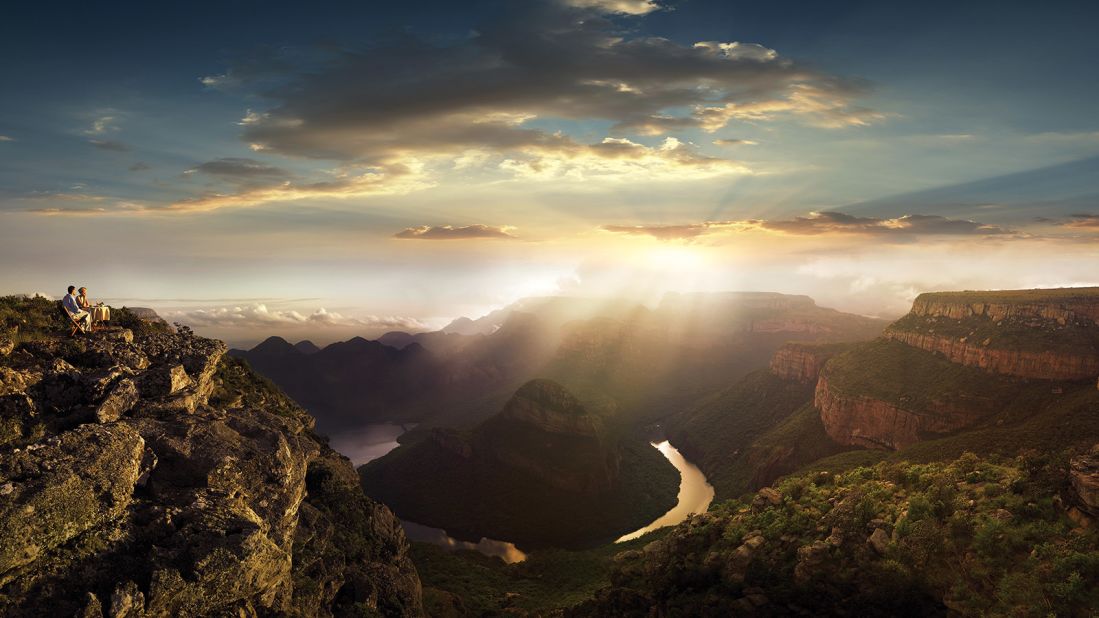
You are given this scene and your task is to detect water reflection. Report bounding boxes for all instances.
[401,521,528,564]
[615,440,715,542]
[328,422,414,466]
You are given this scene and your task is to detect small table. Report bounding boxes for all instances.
[90,305,111,325]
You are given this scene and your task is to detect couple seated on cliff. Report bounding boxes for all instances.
[62,285,108,334]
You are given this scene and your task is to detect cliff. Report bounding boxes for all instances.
[883,288,1099,380]
[0,300,422,617]
[813,340,1021,451]
[769,342,850,383]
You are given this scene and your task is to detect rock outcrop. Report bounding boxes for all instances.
[0,326,422,616]
[1070,445,1099,518]
[769,343,846,383]
[883,328,1099,381]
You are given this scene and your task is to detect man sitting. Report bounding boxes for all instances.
[62,285,92,333]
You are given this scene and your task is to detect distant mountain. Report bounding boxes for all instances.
[235,292,888,434]
[359,379,679,548]
[293,339,320,354]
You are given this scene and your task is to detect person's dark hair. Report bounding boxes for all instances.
[67,285,75,294]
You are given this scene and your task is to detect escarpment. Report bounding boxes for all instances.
[0,320,422,616]
[883,288,1099,380]
[769,342,849,383]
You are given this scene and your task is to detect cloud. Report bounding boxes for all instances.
[560,0,662,14]
[0,135,13,142]
[85,115,119,136]
[186,157,289,179]
[167,303,429,331]
[88,139,130,152]
[712,138,758,147]
[129,162,151,172]
[755,211,1014,236]
[601,211,1015,241]
[1065,213,1099,229]
[163,162,431,212]
[601,221,733,240]
[222,2,878,171]
[394,224,517,240]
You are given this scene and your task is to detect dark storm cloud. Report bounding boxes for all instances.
[215,0,878,165]
[394,224,517,240]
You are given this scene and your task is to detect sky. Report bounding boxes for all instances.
[2,0,1099,346]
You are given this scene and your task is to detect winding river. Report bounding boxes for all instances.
[339,426,713,563]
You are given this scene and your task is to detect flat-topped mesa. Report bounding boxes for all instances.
[884,288,1099,380]
[769,342,849,383]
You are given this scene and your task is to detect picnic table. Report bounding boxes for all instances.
[89,305,111,324]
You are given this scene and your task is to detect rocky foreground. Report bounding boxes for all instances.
[0,317,422,616]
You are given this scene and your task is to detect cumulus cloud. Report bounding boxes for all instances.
[84,114,119,136]
[0,135,14,142]
[167,303,429,331]
[218,2,877,172]
[394,224,517,240]
[601,211,1015,241]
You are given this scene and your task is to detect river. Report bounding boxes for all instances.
[337,425,713,563]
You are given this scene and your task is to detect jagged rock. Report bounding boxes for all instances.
[867,528,889,555]
[0,335,13,357]
[0,326,423,616]
[109,581,145,618]
[96,378,138,423]
[1070,445,1099,517]
[754,487,782,508]
[0,424,145,579]
[722,533,765,585]
[794,540,831,584]
[769,343,843,383]
[141,364,192,398]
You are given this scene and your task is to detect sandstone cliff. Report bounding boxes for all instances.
[0,319,422,616]
[814,373,977,450]
[883,288,1099,380]
[769,343,848,383]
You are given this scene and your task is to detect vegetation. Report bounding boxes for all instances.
[823,339,1026,411]
[572,451,1099,617]
[915,287,1099,304]
[413,535,662,616]
[669,371,824,500]
[889,312,1099,356]
[0,294,68,344]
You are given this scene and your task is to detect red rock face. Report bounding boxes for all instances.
[883,327,1099,380]
[769,344,840,383]
[911,295,1099,324]
[814,375,979,451]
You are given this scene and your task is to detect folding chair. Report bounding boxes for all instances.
[58,301,88,337]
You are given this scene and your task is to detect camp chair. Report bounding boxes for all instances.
[57,301,88,337]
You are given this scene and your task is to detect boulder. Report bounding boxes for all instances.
[96,378,139,423]
[867,528,890,555]
[142,364,192,398]
[1069,445,1099,517]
